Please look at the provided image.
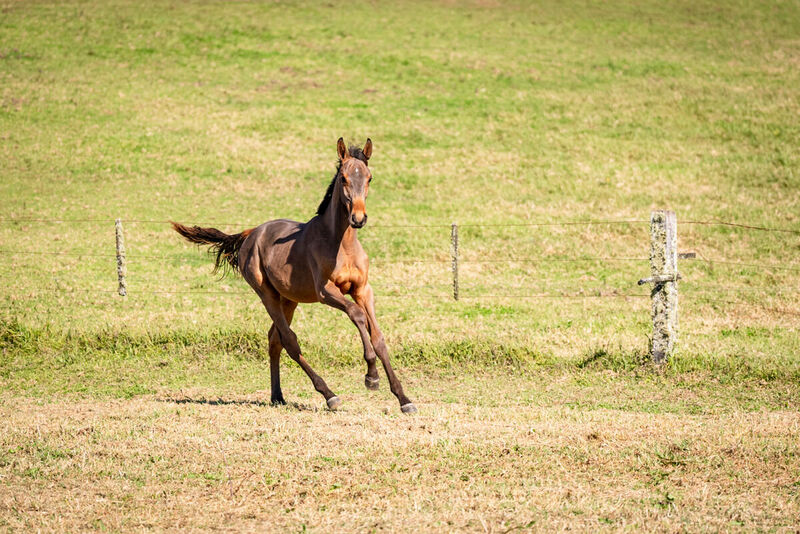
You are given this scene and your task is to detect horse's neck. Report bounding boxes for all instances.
[318,189,358,253]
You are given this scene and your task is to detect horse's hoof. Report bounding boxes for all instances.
[364,375,380,391]
[400,403,418,414]
[326,396,342,410]
[271,398,286,406]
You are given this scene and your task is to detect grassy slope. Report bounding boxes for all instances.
[1,2,800,530]
[1,0,799,375]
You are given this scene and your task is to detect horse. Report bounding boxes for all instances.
[171,138,417,414]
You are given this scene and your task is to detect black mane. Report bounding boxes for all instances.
[316,146,368,216]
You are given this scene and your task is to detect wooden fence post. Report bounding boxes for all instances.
[451,222,459,301]
[639,210,679,363]
[115,218,127,297]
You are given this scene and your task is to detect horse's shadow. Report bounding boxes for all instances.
[155,396,318,412]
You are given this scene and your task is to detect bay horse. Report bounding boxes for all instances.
[171,138,416,414]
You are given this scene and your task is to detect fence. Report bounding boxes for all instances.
[1,213,799,363]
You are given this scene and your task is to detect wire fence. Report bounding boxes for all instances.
[0,216,798,316]
[2,216,800,232]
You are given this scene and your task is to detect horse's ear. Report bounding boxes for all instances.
[363,138,372,160]
[337,137,348,160]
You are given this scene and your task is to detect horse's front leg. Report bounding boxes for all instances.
[319,281,416,413]
[317,281,380,385]
[352,283,416,414]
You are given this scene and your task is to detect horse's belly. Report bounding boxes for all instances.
[266,267,318,303]
[279,287,318,303]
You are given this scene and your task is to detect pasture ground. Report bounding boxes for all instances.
[2,363,799,532]
[2,0,800,531]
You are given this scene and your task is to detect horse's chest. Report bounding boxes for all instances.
[331,264,365,295]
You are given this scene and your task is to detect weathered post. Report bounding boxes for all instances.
[638,210,678,363]
[115,218,127,297]
[451,222,459,301]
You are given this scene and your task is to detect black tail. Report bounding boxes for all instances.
[171,222,253,275]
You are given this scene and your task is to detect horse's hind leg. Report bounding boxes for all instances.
[259,289,339,409]
[267,299,297,406]
[268,325,284,405]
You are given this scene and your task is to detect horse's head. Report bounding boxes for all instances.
[337,137,373,229]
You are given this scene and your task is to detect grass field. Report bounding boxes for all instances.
[1,0,800,531]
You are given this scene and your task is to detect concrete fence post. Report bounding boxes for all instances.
[115,218,127,297]
[643,210,678,363]
[451,222,459,301]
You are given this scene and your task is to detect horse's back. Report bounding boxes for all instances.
[246,216,298,240]
[239,218,318,302]
[240,219,304,265]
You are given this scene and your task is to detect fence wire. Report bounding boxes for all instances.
[0,217,650,228]
[5,287,800,319]
[0,286,651,299]
[3,216,798,233]
[0,216,797,317]
[3,248,798,273]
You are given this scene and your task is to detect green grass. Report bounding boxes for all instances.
[2,319,799,405]
[1,0,799,385]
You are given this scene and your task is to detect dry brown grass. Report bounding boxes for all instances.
[2,370,798,532]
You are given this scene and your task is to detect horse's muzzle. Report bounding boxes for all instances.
[350,213,367,228]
